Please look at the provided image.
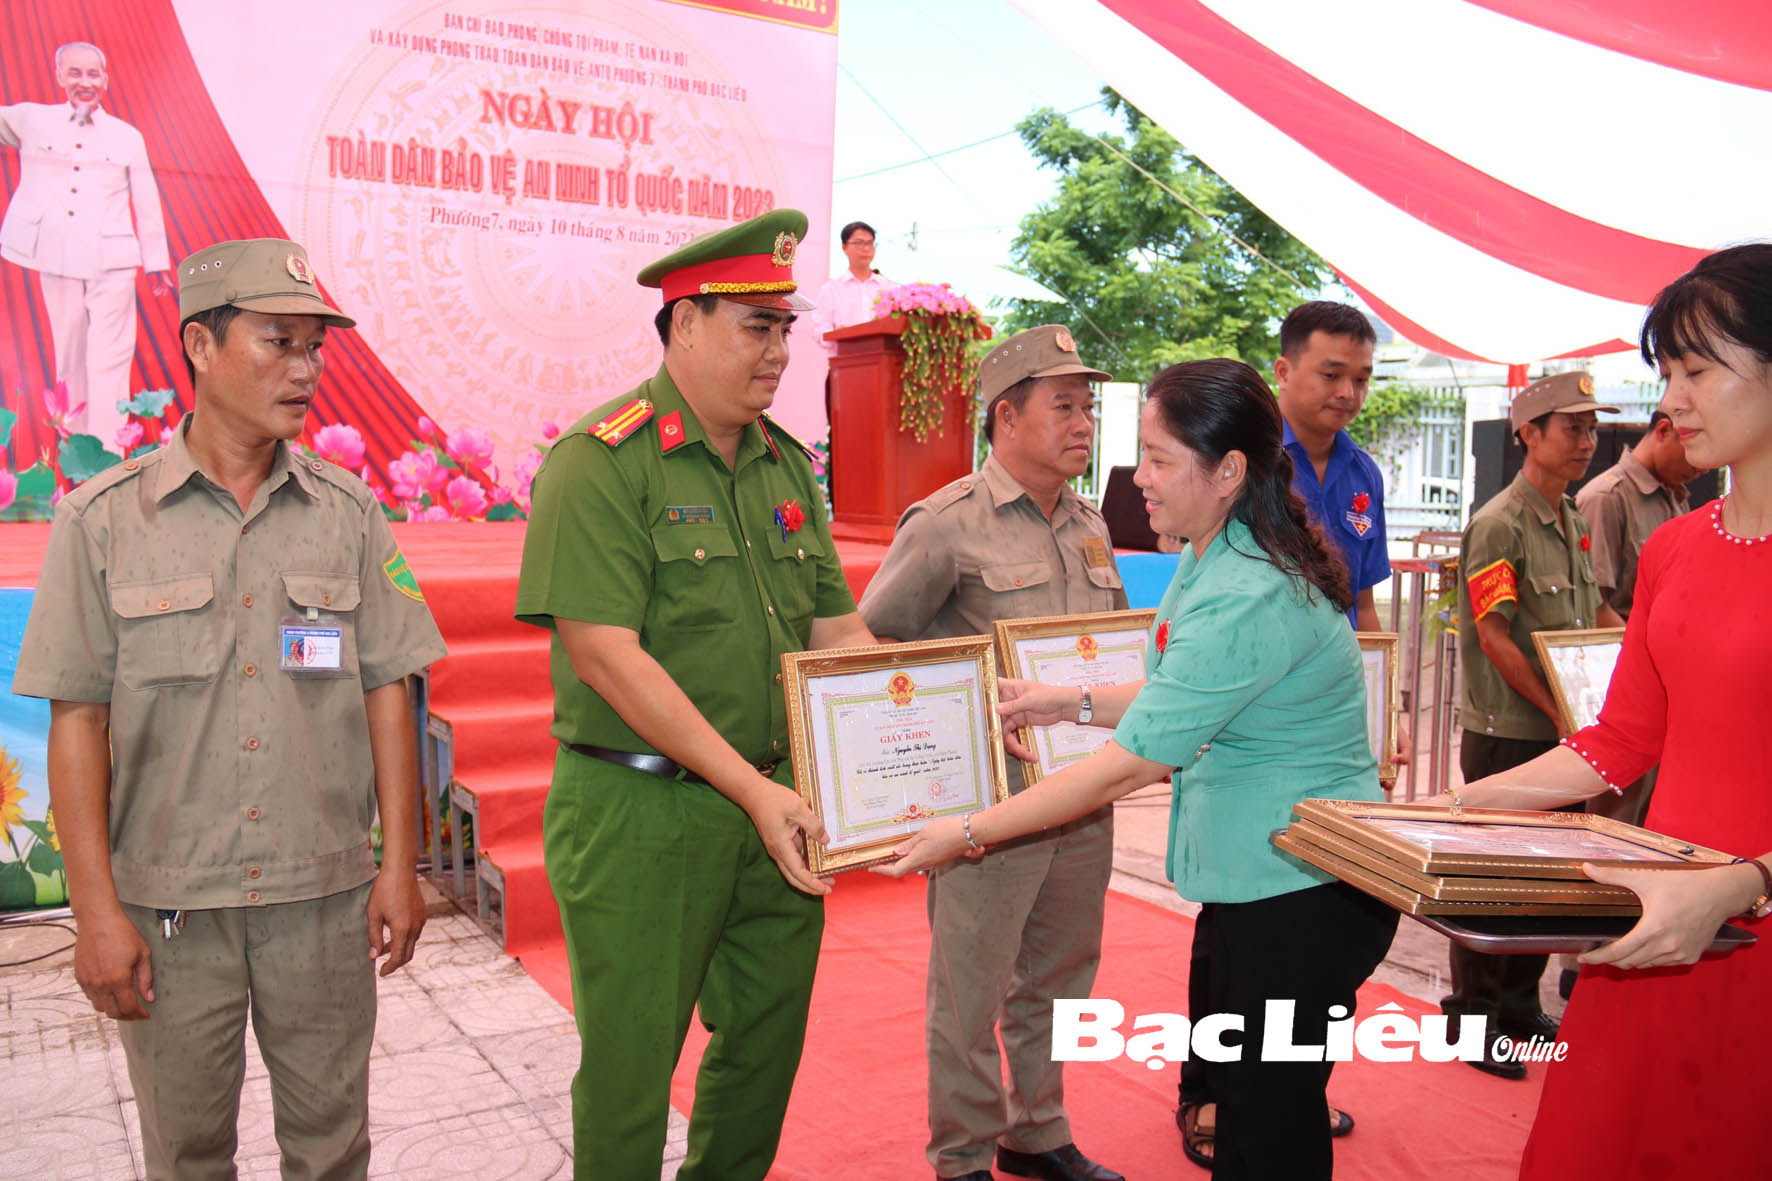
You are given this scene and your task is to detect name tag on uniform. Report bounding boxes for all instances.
[279,619,343,671]
[1083,536,1113,568]
[664,505,716,525]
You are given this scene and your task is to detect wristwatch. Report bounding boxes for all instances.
[1734,857,1772,920]
[1077,688,1094,725]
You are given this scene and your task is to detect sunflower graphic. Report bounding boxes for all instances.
[0,748,25,836]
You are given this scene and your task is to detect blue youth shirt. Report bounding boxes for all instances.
[1282,420,1390,627]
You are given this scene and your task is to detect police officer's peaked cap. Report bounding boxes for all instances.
[637,209,814,310]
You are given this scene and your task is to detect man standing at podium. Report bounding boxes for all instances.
[517,209,875,1179]
[860,325,1125,1181]
[812,220,895,357]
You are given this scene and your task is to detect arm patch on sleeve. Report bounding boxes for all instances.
[1467,557,1517,620]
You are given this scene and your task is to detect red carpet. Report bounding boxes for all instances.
[525,872,1543,1180]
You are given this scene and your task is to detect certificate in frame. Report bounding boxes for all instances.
[782,636,1009,874]
[992,609,1156,785]
[1357,632,1401,781]
[1530,627,1625,735]
[1289,799,1735,879]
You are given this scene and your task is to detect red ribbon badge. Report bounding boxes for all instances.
[1580,534,1591,552]
[1155,619,1171,654]
[774,498,806,541]
[1352,491,1371,514]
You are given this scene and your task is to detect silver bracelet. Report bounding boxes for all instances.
[963,812,982,850]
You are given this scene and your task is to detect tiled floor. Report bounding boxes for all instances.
[0,909,689,1180]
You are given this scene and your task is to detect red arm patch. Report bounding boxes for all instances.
[1466,558,1518,620]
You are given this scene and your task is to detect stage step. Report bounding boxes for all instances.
[427,635,552,706]
[476,843,561,953]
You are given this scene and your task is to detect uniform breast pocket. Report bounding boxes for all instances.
[980,560,1054,612]
[109,573,223,690]
[650,527,741,632]
[766,530,825,628]
[281,571,363,678]
[1523,572,1579,631]
[1085,562,1124,610]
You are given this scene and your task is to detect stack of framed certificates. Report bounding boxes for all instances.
[1272,800,1757,953]
[1273,799,1735,916]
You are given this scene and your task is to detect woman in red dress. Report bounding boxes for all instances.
[1445,244,1772,1178]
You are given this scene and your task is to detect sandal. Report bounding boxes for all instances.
[1178,1100,1216,1169]
[1329,1104,1355,1138]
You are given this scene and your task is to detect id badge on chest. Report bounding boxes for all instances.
[279,609,344,674]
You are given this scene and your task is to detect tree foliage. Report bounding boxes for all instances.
[1344,382,1465,469]
[1001,90,1328,382]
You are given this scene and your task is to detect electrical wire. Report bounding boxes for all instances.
[0,919,77,968]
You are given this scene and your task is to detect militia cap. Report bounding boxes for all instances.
[1508,371,1620,431]
[978,324,1111,409]
[637,209,814,310]
[177,238,354,328]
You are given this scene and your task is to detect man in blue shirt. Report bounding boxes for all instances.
[1274,301,1389,629]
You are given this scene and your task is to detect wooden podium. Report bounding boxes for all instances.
[824,315,984,543]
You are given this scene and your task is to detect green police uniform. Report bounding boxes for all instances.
[515,237,855,1175]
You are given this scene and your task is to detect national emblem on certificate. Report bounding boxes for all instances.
[992,610,1156,784]
[782,636,1009,873]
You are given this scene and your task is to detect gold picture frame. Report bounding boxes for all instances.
[782,636,1008,874]
[1357,632,1401,781]
[1531,627,1625,735]
[1289,799,1734,879]
[992,609,1156,785]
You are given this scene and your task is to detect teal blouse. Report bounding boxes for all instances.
[1114,517,1381,903]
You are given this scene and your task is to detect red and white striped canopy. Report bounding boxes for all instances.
[1010,0,1772,362]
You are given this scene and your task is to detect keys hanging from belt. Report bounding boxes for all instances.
[155,909,186,940]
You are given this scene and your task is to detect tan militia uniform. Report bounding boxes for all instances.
[859,454,1127,1178]
[1574,449,1687,823]
[12,417,445,1178]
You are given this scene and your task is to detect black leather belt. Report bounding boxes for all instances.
[562,742,779,784]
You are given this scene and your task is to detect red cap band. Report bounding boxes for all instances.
[659,252,796,303]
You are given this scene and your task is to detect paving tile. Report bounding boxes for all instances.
[368,1103,568,1178]
[371,988,461,1056]
[428,977,568,1040]
[0,1103,138,1180]
[476,1017,580,1099]
[4,990,107,1033]
[2,1020,119,1118]
[369,1045,522,1129]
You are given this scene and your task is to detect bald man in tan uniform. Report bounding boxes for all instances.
[860,326,1126,1181]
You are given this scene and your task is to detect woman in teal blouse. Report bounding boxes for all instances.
[880,359,1397,1180]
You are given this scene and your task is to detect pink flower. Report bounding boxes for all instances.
[489,483,514,506]
[313,423,366,470]
[405,503,450,522]
[417,415,440,441]
[0,470,17,513]
[388,450,443,502]
[540,420,560,440]
[445,426,494,472]
[42,381,87,441]
[115,421,144,453]
[444,474,488,518]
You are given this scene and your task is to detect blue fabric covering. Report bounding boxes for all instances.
[1114,552,1182,610]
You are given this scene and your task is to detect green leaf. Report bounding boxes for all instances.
[0,860,35,908]
[32,866,69,906]
[120,388,176,418]
[20,819,51,844]
[486,501,520,522]
[58,434,124,483]
[26,839,62,877]
[0,406,16,448]
[127,442,161,461]
[15,462,55,498]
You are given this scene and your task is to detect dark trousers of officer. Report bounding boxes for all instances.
[1444,732,1566,1022]
[1188,883,1397,1181]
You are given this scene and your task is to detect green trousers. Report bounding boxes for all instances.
[543,748,824,1180]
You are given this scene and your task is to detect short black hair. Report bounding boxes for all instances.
[180,305,244,384]
[653,294,721,345]
[982,377,1039,446]
[1279,301,1377,361]
[1641,242,1772,370]
[1513,410,1554,449]
[839,221,876,246]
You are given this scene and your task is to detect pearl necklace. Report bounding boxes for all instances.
[1712,496,1771,547]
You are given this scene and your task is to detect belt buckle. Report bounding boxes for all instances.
[756,761,780,779]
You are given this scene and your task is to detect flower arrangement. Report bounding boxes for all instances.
[872,283,987,443]
[0,383,557,523]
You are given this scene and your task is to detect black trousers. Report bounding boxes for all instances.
[1443,731,1565,1021]
[1177,883,1397,1181]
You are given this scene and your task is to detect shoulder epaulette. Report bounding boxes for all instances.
[922,474,984,515]
[589,398,655,447]
[758,413,815,462]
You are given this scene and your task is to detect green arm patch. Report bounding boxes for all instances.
[383,552,425,602]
